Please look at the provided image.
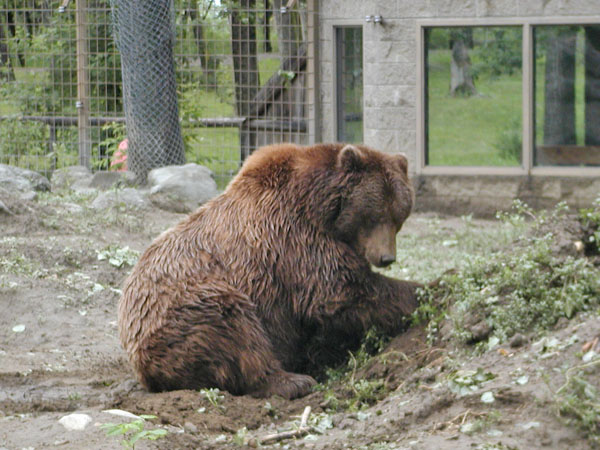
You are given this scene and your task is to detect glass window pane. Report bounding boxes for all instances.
[534,25,600,166]
[425,26,522,166]
[336,27,363,143]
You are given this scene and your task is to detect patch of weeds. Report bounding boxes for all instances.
[97,245,139,268]
[232,426,248,446]
[67,392,81,402]
[353,327,390,367]
[348,377,386,411]
[200,387,225,411]
[424,201,600,346]
[447,368,496,397]
[554,357,600,445]
[314,329,392,412]
[101,414,167,449]
[459,410,502,435]
[0,250,42,277]
[579,196,600,254]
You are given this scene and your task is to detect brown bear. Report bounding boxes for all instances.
[118,143,420,400]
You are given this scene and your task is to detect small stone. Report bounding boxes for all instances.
[510,333,527,348]
[184,421,198,433]
[58,413,92,431]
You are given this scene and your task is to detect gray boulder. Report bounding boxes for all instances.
[0,164,50,193]
[50,166,93,192]
[90,187,150,210]
[147,163,218,213]
[90,171,137,190]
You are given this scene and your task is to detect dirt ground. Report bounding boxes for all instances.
[0,192,598,449]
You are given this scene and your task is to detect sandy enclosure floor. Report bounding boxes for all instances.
[0,193,598,449]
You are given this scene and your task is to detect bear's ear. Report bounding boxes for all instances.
[393,152,408,175]
[337,145,364,172]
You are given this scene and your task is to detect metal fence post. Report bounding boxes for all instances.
[76,0,91,168]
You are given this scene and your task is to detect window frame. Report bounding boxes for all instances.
[333,23,364,143]
[416,16,600,177]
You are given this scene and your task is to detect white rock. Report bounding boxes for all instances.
[58,413,92,431]
[102,409,140,419]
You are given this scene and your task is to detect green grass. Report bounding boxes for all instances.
[428,29,588,166]
[427,50,522,167]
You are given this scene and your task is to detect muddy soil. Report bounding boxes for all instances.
[0,194,598,449]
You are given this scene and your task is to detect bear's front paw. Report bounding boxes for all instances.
[251,371,316,400]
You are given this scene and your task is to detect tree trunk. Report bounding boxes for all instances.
[230,0,259,160]
[0,21,15,81]
[449,29,477,97]
[273,0,301,59]
[188,5,218,88]
[585,26,600,145]
[5,10,24,67]
[543,28,576,146]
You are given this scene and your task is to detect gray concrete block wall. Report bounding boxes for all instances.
[415,175,600,217]
[318,0,600,213]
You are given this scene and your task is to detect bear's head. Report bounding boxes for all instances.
[333,144,414,268]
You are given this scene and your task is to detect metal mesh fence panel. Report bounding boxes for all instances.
[112,0,185,180]
[0,0,316,187]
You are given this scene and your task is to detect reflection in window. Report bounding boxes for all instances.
[425,27,522,166]
[534,25,600,166]
[336,27,363,143]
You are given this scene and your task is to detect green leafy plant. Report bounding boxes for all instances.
[96,245,140,268]
[200,387,225,410]
[101,414,167,449]
[579,196,600,254]
[447,368,496,397]
[555,357,600,445]
[423,201,600,345]
[93,121,126,171]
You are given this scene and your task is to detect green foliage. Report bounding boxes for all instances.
[200,387,225,410]
[96,245,139,268]
[555,358,600,445]
[494,115,522,162]
[314,328,390,412]
[101,415,167,449]
[447,368,496,397]
[427,46,522,166]
[422,201,600,345]
[473,28,522,78]
[93,122,127,171]
[579,197,600,253]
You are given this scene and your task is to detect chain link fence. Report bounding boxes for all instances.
[0,0,316,187]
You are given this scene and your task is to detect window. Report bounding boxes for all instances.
[534,25,600,166]
[335,26,363,143]
[425,26,523,167]
[419,19,600,175]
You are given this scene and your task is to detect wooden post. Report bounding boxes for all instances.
[75,0,91,168]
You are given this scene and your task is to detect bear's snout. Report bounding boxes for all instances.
[379,254,396,267]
